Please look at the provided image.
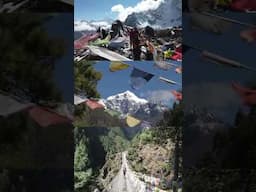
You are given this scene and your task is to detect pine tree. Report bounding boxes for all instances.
[0,14,65,102]
[156,102,183,192]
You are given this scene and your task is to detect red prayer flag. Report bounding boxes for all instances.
[171,51,182,61]
[240,29,256,43]
[74,33,99,50]
[175,45,182,54]
[28,106,72,127]
[230,0,256,11]
[175,67,182,74]
[171,90,182,101]
[232,82,256,106]
[85,99,105,110]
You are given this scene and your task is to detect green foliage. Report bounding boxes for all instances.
[100,127,129,155]
[74,131,93,190]
[0,14,65,102]
[74,137,90,171]
[139,130,154,144]
[74,60,102,98]
[74,170,93,190]
[184,105,256,191]
[74,127,128,191]
[74,60,102,118]
[156,102,183,142]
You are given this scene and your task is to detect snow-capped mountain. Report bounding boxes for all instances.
[124,0,181,28]
[101,90,168,138]
[74,0,181,36]
[101,90,168,122]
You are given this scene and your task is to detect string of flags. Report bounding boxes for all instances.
[183,44,256,73]
[0,92,73,127]
[108,60,181,74]
[108,61,181,90]
[75,86,182,127]
[74,94,139,127]
[74,41,182,126]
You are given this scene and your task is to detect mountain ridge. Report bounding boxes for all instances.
[74,0,181,33]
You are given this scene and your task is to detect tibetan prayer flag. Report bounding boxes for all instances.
[90,35,110,46]
[154,61,177,71]
[171,90,182,101]
[74,33,99,50]
[230,0,256,12]
[232,82,256,106]
[28,107,72,127]
[171,51,182,61]
[175,45,182,53]
[130,68,154,90]
[216,0,232,6]
[159,76,179,85]
[0,94,34,117]
[240,29,256,43]
[55,103,74,121]
[74,94,88,105]
[109,61,130,72]
[85,99,105,110]
[175,67,182,74]
[126,115,141,127]
[164,49,173,59]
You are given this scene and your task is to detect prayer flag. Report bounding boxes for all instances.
[28,106,72,127]
[159,76,179,85]
[232,82,256,106]
[171,90,182,101]
[109,61,130,72]
[85,99,105,110]
[126,115,141,127]
[130,68,154,90]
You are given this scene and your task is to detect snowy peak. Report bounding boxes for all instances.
[125,0,181,28]
[75,0,181,32]
[103,91,167,124]
[107,90,148,105]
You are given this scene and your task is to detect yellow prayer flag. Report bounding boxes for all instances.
[109,61,130,72]
[126,115,141,127]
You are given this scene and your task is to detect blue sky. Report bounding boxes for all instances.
[75,0,138,20]
[45,14,74,103]
[183,13,256,124]
[93,60,182,107]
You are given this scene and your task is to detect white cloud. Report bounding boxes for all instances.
[74,21,95,31]
[111,0,165,21]
[146,89,174,105]
[184,82,239,109]
[74,20,111,32]
[111,4,125,13]
[184,82,240,122]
